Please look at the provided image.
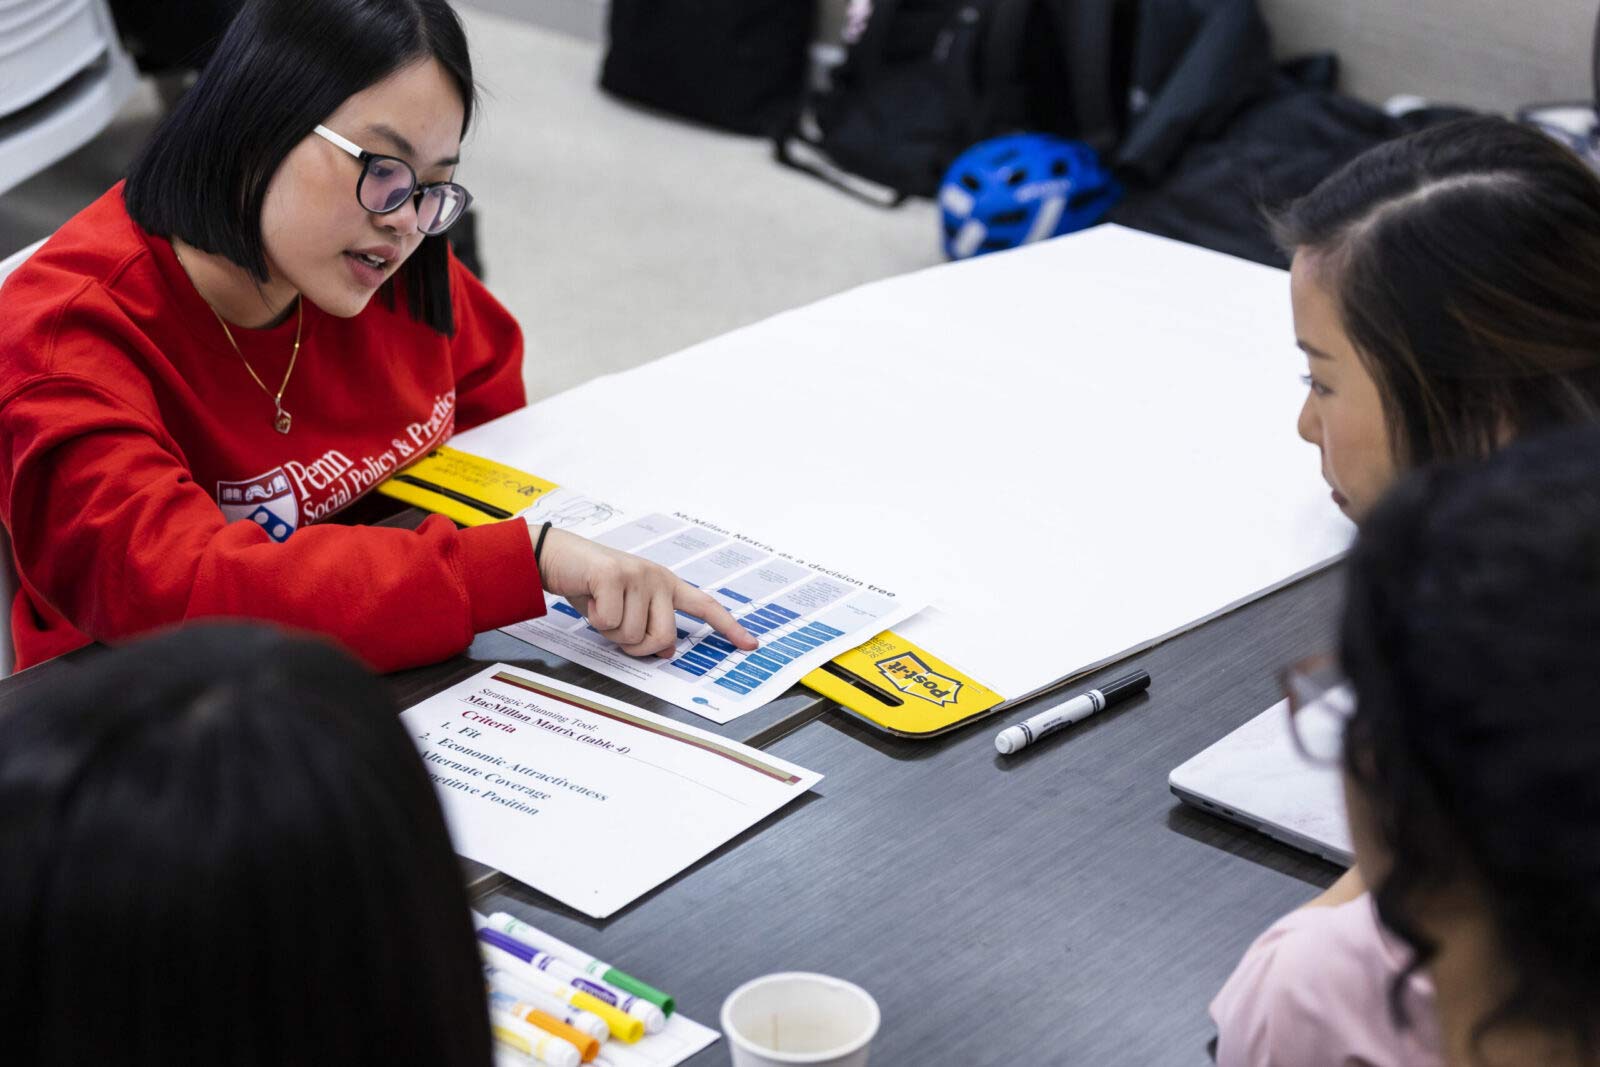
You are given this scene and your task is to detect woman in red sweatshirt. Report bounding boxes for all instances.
[0,0,754,672]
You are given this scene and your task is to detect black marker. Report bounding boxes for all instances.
[994,670,1151,754]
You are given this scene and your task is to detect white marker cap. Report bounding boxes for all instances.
[562,1009,612,1043]
[624,998,667,1034]
[485,968,610,1042]
[994,725,1028,755]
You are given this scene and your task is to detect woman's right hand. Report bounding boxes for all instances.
[532,526,758,658]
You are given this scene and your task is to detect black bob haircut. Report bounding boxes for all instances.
[0,623,494,1067]
[126,0,476,336]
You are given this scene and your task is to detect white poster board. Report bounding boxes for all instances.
[458,226,1353,702]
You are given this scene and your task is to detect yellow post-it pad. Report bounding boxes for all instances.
[378,446,558,526]
[802,631,1005,737]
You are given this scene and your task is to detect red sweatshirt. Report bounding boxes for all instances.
[0,184,546,672]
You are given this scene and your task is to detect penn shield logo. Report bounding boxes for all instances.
[217,467,299,543]
[875,651,962,706]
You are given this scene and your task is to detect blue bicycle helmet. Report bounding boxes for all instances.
[938,134,1121,260]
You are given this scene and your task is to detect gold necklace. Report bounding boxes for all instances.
[207,298,304,434]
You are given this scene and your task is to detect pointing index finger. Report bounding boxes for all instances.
[675,583,757,650]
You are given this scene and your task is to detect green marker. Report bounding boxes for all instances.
[481,912,676,1017]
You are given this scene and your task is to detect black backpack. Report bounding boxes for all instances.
[777,0,1132,204]
[601,0,816,137]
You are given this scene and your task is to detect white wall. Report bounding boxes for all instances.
[472,0,606,41]
[1263,0,1592,111]
[814,0,1595,111]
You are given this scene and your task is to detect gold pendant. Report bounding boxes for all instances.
[275,410,292,434]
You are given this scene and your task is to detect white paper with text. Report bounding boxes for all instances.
[403,665,822,918]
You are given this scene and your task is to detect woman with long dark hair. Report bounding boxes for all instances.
[1282,115,1600,522]
[0,623,495,1066]
[1209,115,1600,1065]
[0,0,754,673]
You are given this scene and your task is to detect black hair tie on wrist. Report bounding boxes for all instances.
[533,520,553,572]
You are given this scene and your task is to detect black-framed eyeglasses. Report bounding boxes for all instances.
[1281,654,1356,766]
[313,124,473,236]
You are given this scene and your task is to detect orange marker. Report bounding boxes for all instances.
[490,993,601,1063]
[480,942,645,1042]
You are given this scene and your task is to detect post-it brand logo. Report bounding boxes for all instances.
[876,652,963,706]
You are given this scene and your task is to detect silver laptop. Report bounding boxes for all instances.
[1169,694,1354,866]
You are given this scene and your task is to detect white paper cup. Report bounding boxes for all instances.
[721,972,880,1067]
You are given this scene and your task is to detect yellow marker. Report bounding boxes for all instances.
[481,943,646,1043]
[565,988,644,1044]
[491,1008,582,1067]
[488,991,601,1061]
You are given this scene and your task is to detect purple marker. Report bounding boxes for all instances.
[476,929,665,1033]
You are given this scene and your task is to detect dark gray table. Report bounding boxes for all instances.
[473,566,1348,1065]
[0,497,1346,1063]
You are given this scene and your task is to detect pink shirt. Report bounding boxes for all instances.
[1210,893,1443,1067]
